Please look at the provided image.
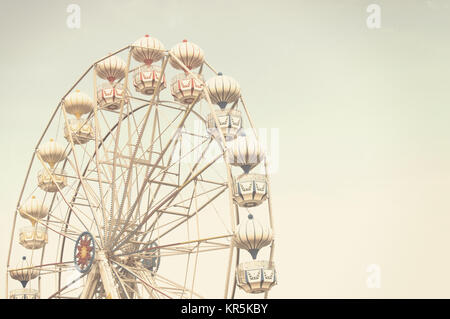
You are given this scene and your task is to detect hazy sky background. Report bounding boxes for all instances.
[2,0,450,298]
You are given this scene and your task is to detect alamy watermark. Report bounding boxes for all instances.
[171,123,280,175]
[66,4,81,29]
[366,264,381,288]
[366,4,381,29]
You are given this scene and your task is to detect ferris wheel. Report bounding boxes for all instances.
[6,35,277,299]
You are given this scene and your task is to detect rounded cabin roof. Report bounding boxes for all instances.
[233,214,273,259]
[132,35,165,65]
[169,39,204,71]
[64,90,94,118]
[206,73,241,108]
[227,135,265,173]
[95,54,127,82]
[38,139,66,167]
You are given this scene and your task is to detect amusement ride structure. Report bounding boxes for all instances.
[6,35,277,299]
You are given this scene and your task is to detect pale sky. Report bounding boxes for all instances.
[2,0,450,298]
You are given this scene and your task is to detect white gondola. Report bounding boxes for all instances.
[9,257,40,288]
[19,225,48,250]
[233,214,273,259]
[9,289,39,299]
[64,118,94,144]
[170,73,203,105]
[169,40,204,71]
[95,55,127,83]
[206,72,241,108]
[233,173,268,207]
[132,35,165,65]
[226,134,265,173]
[206,109,242,140]
[133,64,166,95]
[38,139,66,168]
[8,257,40,299]
[37,168,67,193]
[63,90,94,119]
[19,196,48,225]
[236,260,277,294]
[97,82,126,110]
